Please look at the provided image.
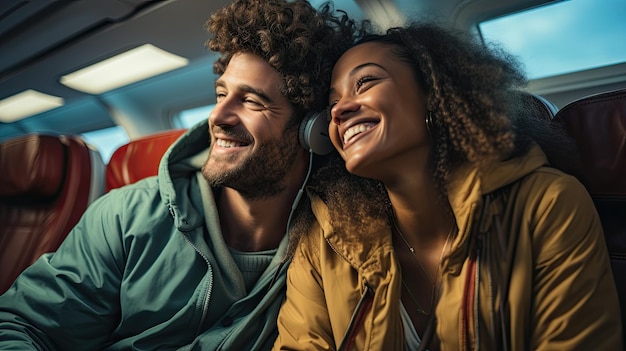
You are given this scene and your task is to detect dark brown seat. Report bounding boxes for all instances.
[552,88,626,335]
[522,91,559,119]
[105,129,186,191]
[0,134,105,293]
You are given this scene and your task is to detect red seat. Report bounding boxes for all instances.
[106,129,186,191]
[0,134,105,293]
[552,88,626,335]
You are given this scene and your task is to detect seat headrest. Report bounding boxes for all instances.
[553,89,626,200]
[522,92,559,119]
[105,129,186,192]
[0,135,66,200]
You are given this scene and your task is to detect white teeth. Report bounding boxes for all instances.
[343,124,373,144]
[216,139,242,148]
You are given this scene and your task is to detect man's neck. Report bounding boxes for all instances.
[217,147,310,251]
[217,186,300,252]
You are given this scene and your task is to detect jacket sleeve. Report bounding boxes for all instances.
[528,173,622,350]
[273,222,336,351]
[0,191,127,350]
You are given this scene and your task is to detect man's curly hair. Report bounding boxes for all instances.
[205,0,361,116]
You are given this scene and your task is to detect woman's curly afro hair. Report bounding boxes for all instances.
[285,21,578,256]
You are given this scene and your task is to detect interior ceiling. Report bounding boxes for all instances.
[0,0,150,77]
[2,0,539,101]
[0,0,219,102]
[1,0,619,138]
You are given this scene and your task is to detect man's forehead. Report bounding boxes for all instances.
[216,53,285,98]
[221,53,280,81]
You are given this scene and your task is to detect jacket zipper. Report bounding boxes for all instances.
[180,232,214,337]
[338,283,374,351]
[325,237,375,351]
[461,195,491,351]
[462,244,478,351]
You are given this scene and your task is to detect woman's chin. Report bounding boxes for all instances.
[345,156,376,179]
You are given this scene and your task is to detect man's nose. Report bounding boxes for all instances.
[209,99,239,127]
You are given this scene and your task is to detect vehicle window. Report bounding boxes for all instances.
[81,126,129,164]
[478,0,626,79]
[309,0,366,22]
[174,104,214,129]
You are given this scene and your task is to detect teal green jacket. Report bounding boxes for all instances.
[0,121,289,350]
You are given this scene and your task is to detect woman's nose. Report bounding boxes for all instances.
[330,98,360,125]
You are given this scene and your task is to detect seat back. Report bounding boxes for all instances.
[518,92,588,176]
[521,91,559,119]
[105,129,186,191]
[0,134,105,293]
[552,88,626,333]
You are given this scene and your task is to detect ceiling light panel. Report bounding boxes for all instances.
[0,90,64,122]
[60,44,189,94]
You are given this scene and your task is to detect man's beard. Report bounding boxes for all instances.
[202,124,301,199]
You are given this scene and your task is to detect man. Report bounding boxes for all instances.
[0,0,358,349]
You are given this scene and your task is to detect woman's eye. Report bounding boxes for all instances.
[356,76,376,91]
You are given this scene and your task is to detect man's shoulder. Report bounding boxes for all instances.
[92,174,202,229]
[79,175,188,242]
[105,176,161,200]
[89,176,166,219]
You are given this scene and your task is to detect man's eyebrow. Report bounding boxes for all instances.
[240,84,272,103]
[215,79,272,103]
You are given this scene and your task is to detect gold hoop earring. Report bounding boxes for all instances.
[425,110,435,136]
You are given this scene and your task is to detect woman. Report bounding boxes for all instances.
[273,23,622,350]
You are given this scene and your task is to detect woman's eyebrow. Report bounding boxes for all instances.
[350,62,385,76]
[329,62,386,98]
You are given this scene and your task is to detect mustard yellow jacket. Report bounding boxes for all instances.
[274,146,622,350]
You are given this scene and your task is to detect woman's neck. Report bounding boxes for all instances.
[386,176,454,250]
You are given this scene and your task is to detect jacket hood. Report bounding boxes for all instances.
[449,143,548,201]
[310,143,550,280]
[157,120,211,231]
[447,144,549,222]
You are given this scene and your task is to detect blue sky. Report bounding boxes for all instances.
[479,0,626,79]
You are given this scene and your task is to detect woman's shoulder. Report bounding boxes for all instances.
[518,165,592,204]
[513,166,602,243]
